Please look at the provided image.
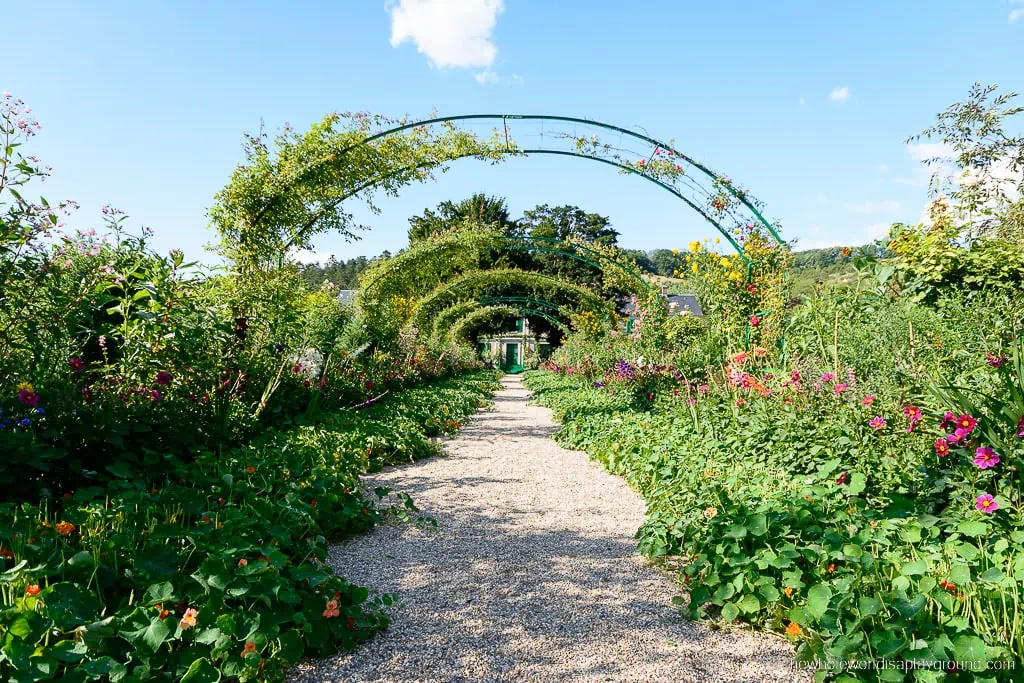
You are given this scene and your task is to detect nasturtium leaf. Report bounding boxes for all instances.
[901,559,927,576]
[720,602,740,622]
[806,584,832,620]
[957,520,988,537]
[180,657,222,683]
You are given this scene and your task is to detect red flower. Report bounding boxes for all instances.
[25,584,41,596]
[82,386,93,403]
[934,439,950,457]
[17,389,40,408]
[957,414,977,433]
[836,471,848,485]
[749,315,760,327]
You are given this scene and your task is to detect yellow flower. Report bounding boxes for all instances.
[16,382,34,393]
[688,241,701,253]
[691,263,699,274]
[714,237,721,244]
[671,248,679,255]
[728,271,741,281]
[719,257,731,268]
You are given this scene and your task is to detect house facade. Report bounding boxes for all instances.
[478,318,551,373]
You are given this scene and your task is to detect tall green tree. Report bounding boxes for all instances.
[407,193,518,244]
[517,204,618,287]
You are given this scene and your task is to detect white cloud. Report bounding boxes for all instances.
[829,86,850,102]
[388,0,504,69]
[798,96,807,106]
[291,250,335,266]
[474,69,499,85]
[877,164,889,173]
[865,222,893,240]
[845,199,902,214]
[1011,4,1024,23]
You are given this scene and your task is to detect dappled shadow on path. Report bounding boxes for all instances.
[291,376,802,683]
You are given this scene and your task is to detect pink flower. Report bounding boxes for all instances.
[735,399,746,407]
[749,315,760,327]
[869,416,886,431]
[862,395,875,406]
[17,389,39,408]
[986,353,1007,368]
[975,493,998,514]
[973,447,999,469]
[833,383,848,394]
[956,414,977,433]
[940,411,956,430]
[904,405,922,421]
[1016,414,1024,438]
[150,389,162,401]
[934,439,950,457]
[821,373,835,383]
[697,384,709,394]
[946,428,969,445]
[154,371,172,386]
[836,471,848,485]
[69,357,84,373]
[81,387,93,403]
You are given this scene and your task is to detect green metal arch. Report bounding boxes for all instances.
[267,113,784,265]
[409,268,617,333]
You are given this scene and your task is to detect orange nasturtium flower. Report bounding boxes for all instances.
[242,641,258,657]
[179,607,199,630]
[783,587,794,598]
[786,622,801,637]
[25,585,41,597]
[55,521,76,536]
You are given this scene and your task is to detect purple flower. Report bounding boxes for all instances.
[974,447,1000,469]
[975,494,998,514]
[593,381,605,388]
[986,353,1007,368]
[69,357,84,373]
[945,428,969,445]
[18,418,30,427]
[155,371,172,386]
[1016,415,1024,439]
[150,389,162,401]
[17,390,40,408]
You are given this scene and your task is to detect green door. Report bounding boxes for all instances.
[504,343,522,373]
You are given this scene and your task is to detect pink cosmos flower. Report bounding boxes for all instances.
[869,416,886,431]
[821,373,835,383]
[945,428,970,445]
[940,411,956,430]
[974,447,999,469]
[736,399,746,407]
[833,383,848,394]
[862,395,875,406]
[975,494,998,514]
[956,414,978,433]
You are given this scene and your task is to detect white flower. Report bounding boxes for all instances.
[289,348,324,379]
[956,167,982,187]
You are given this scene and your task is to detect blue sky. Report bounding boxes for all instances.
[3,1,1023,264]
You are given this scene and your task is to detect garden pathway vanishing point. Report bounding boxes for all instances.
[293,375,806,683]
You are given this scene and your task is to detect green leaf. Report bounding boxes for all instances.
[120,608,171,653]
[901,559,927,576]
[806,583,833,620]
[948,564,971,585]
[49,639,88,662]
[858,596,881,617]
[957,520,988,537]
[181,657,222,683]
[739,593,761,614]
[277,630,304,665]
[142,581,174,606]
[979,568,1005,583]
[847,472,866,495]
[842,544,863,559]
[952,635,987,666]
[720,602,740,622]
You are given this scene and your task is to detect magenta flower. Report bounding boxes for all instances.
[1016,415,1024,438]
[940,411,956,430]
[69,357,84,373]
[869,416,886,431]
[17,390,40,408]
[150,389,162,401]
[833,383,848,394]
[904,405,922,421]
[975,493,999,514]
[974,447,1000,469]
[749,315,760,327]
[946,428,969,445]
[956,414,978,433]
[836,471,848,485]
[82,387,93,403]
[154,371,172,386]
[934,439,950,457]
[821,373,835,383]
[986,353,1007,368]
[862,395,875,406]
[735,399,745,407]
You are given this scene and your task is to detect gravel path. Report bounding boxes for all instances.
[292,375,805,683]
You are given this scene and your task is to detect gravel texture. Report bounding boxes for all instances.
[292,375,806,682]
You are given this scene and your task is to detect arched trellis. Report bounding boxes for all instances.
[256,114,784,266]
[409,269,618,334]
[431,296,574,341]
[358,230,651,301]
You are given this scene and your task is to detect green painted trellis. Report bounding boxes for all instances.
[257,112,787,350]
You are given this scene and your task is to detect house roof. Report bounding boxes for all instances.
[666,293,703,317]
[336,289,357,305]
